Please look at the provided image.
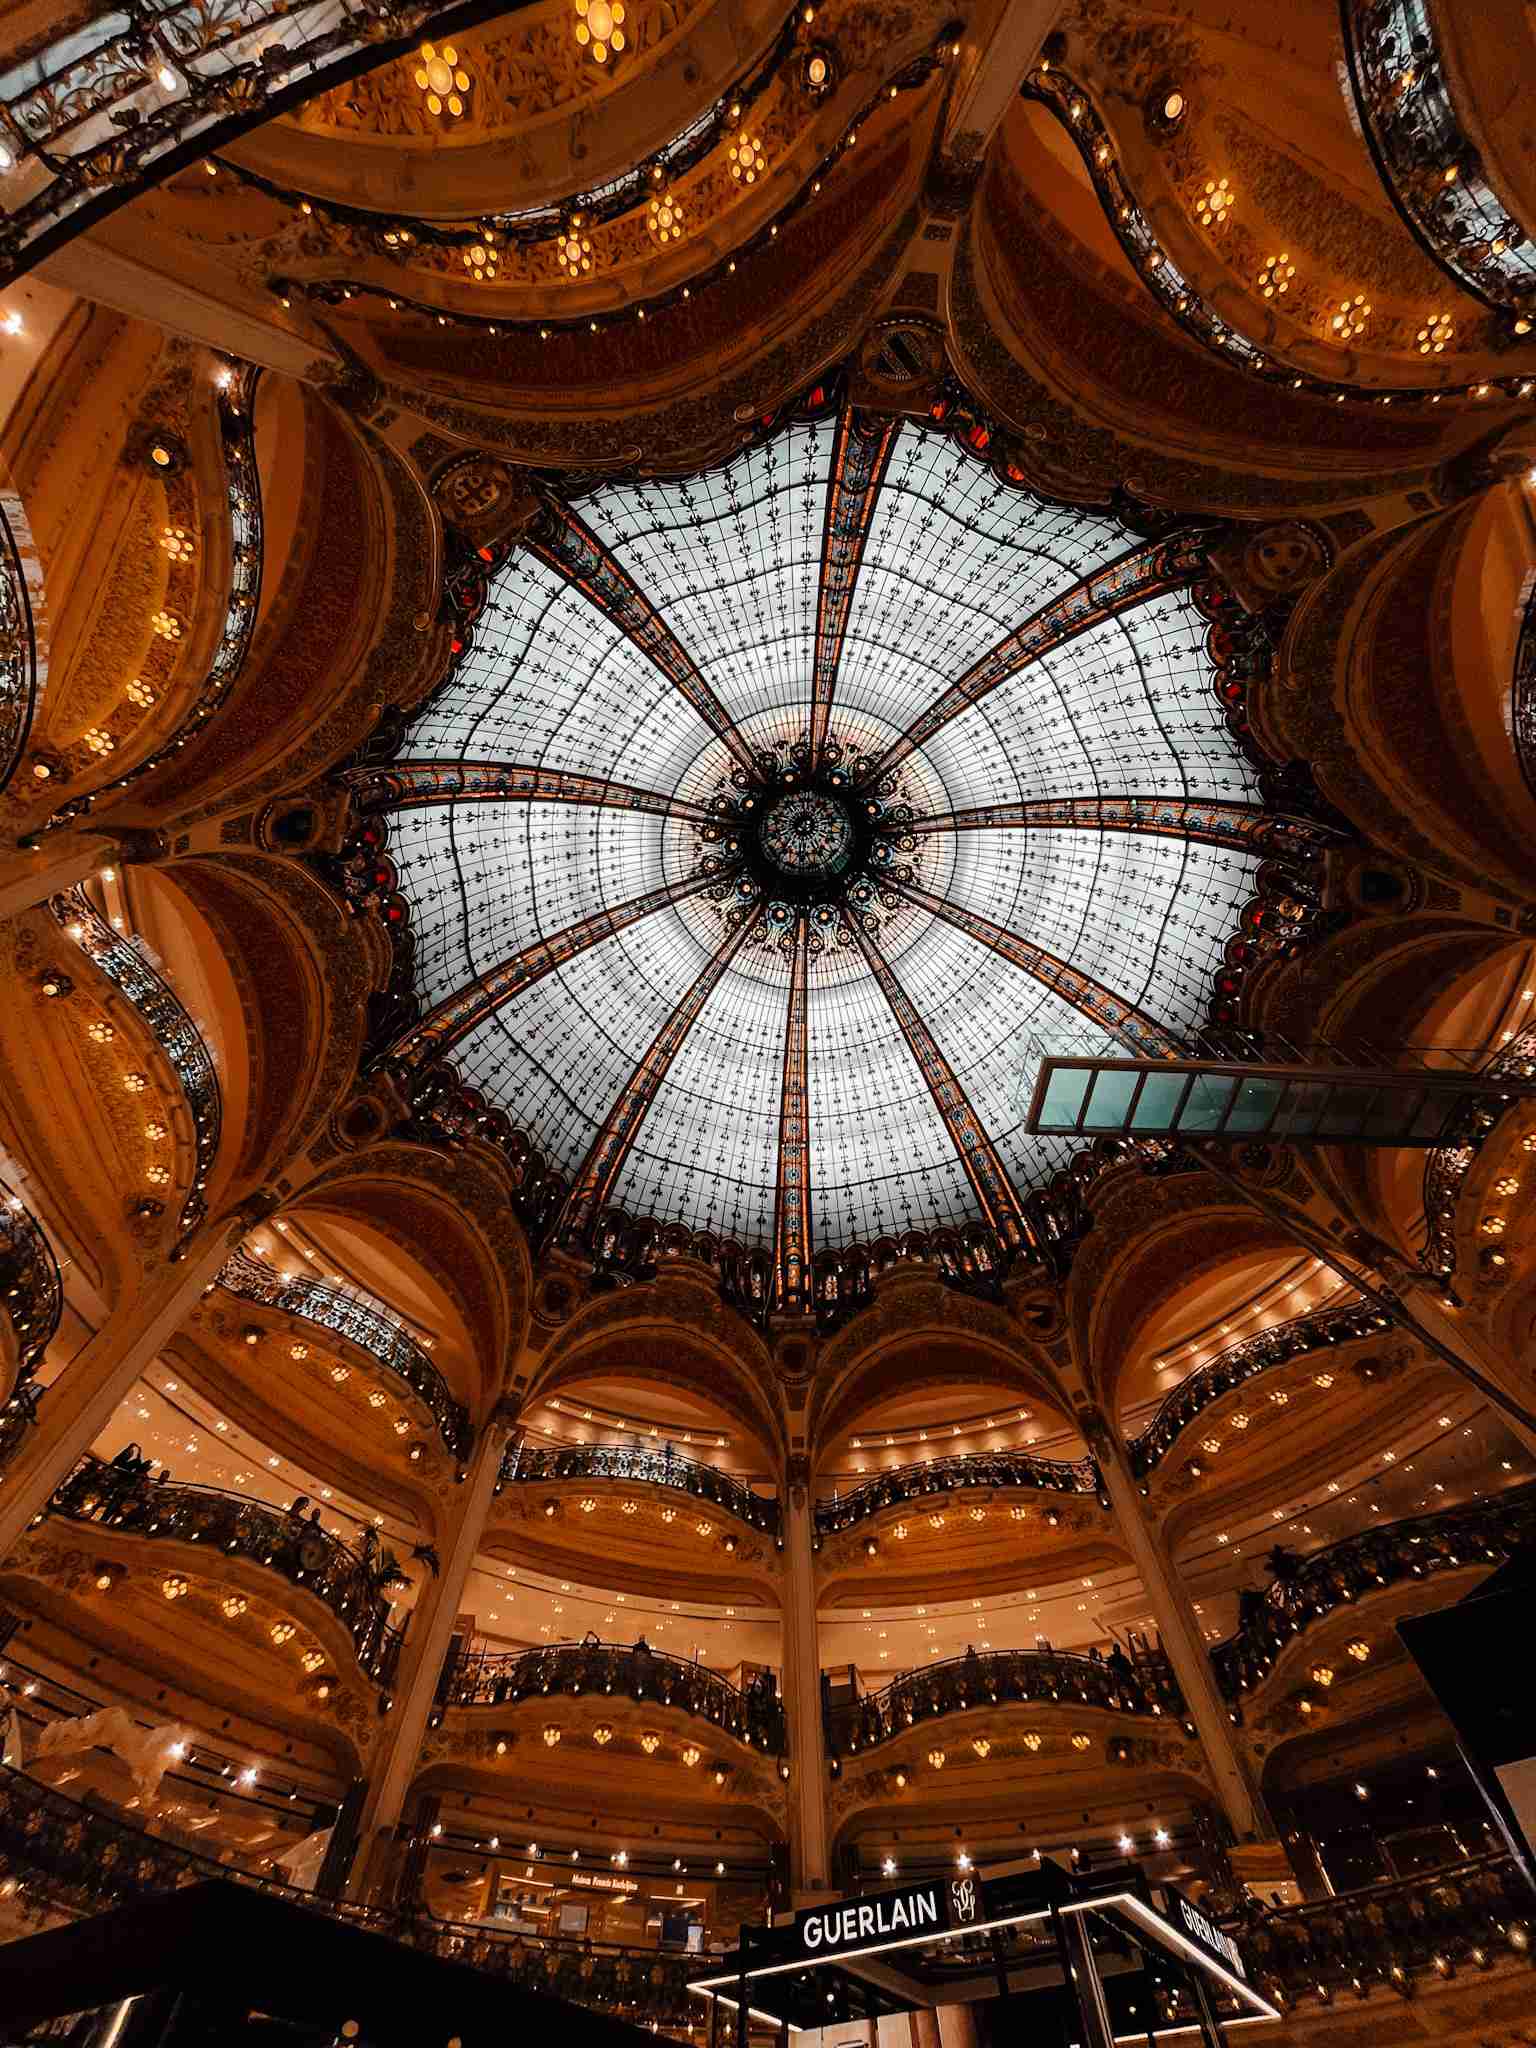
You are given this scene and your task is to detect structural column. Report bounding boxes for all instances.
[1093,1429,1267,1843]
[0,1215,244,1558]
[350,1411,515,1896]
[781,1464,831,1895]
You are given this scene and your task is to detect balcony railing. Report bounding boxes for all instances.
[220,1248,471,1461]
[35,365,264,836]
[1127,1299,1393,1478]
[1519,583,1536,808]
[814,1448,1103,1536]
[0,488,40,794]
[443,1638,788,1757]
[0,1764,694,2025]
[824,1646,1179,1757]
[1240,1851,1532,2003]
[48,1453,406,1686]
[53,889,222,1234]
[1421,1023,1536,1280]
[1342,0,1536,317]
[0,1174,62,1476]
[501,1439,780,1536]
[1211,1480,1536,1699]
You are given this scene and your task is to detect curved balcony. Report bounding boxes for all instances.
[814,1448,1103,1537]
[0,1764,693,2026]
[500,1440,779,1537]
[824,1646,1180,1758]
[1243,1851,1532,2003]
[1422,1021,1536,1279]
[45,1453,406,1686]
[1342,0,1536,318]
[0,1176,62,1476]
[1518,583,1536,806]
[1211,1480,1536,1699]
[53,890,222,1234]
[1127,1300,1393,1478]
[444,1639,787,1758]
[220,1248,471,1461]
[0,489,40,794]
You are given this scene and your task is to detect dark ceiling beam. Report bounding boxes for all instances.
[556,916,755,1244]
[848,918,1032,1253]
[770,920,814,1315]
[865,533,1208,782]
[908,793,1329,855]
[529,503,758,777]
[388,872,719,1068]
[343,759,712,824]
[807,409,901,763]
[890,878,1184,1060]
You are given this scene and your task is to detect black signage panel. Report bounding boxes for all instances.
[1163,1885,1248,1982]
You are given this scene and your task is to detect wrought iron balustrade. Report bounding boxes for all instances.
[1240,1850,1532,2003]
[1342,0,1536,316]
[37,365,263,834]
[1421,1023,1536,1279]
[0,487,40,794]
[501,1439,779,1536]
[1211,1479,1536,1699]
[0,4,519,285]
[48,1453,406,1685]
[1519,583,1536,807]
[0,1174,62,1477]
[814,1447,1102,1535]
[220,1247,471,1460]
[0,1764,694,2024]
[1127,1299,1392,1478]
[824,1645,1178,1757]
[52,890,222,1234]
[444,1638,787,1756]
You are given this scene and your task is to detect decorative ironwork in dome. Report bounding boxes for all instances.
[349,384,1325,1312]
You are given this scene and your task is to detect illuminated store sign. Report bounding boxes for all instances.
[796,1881,953,1959]
[1166,1886,1247,1981]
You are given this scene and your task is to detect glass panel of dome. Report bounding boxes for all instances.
[382,400,1290,1266]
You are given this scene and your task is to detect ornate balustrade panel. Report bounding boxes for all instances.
[500,1440,780,1536]
[1342,0,1536,316]
[1128,1299,1393,1478]
[1518,583,1536,806]
[48,1454,406,1685]
[814,1447,1102,1536]
[0,4,521,286]
[1211,1480,1536,1698]
[0,1765,693,2023]
[36,367,262,835]
[220,1247,471,1460]
[1422,1026,1536,1279]
[52,890,222,1235]
[445,1638,788,1756]
[1241,1851,1532,2001]
[825,1646,1178,1756]
[0,1174,62,1474]
[0,487,40,794]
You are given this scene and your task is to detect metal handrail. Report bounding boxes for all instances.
[0,489,39,793]
[52,889,222,1234]
[220,1248,471,1460]
[49,1453,407,1685]
[501,1439,779,1535]
[1210,1479,1536,1698]
[0,1174,62,1481]
[813,1447,1102,1535]
[1126,1299,1392,1478]
[0,1764,694,2023]
[444,1637,787,1756]
[824,1645,1179,1756]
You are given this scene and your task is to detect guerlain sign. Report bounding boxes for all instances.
[795,1880,959,1960]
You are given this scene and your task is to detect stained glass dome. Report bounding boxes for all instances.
[373,397,1283,1286]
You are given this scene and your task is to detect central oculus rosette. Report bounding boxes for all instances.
[691,736,924,958]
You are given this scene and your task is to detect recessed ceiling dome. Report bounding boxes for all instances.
[380,396,1275,1270]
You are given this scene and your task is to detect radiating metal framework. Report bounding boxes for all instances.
[807,411,900,762]
[892,878,1184,1059]
[345,759,711,824]
[557,918,755,1244]
[529,501,758,775]
[866,533,1208,781]
[370,394,1311,1299]
[849,919,1030,1251]
[771,922,813,1311]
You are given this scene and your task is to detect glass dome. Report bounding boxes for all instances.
[378,399,1275,1275]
